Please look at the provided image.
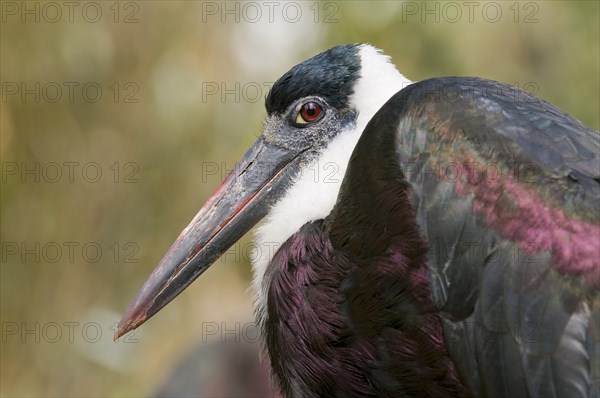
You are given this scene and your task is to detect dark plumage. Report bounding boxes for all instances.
[265,221,467,397]
[265,44,361,115]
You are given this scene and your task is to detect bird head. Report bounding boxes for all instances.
[116,44,410,339]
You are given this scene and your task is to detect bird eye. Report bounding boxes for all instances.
[295,101,324,125]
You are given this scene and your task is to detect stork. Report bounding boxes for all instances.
[117,44,600,397]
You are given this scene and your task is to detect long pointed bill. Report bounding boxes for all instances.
[116,136,305,339]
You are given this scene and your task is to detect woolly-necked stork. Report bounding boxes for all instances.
[117,44,599,397]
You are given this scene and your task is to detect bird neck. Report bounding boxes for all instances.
[326,117,425,263]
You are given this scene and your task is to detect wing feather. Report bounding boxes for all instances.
[359,77,599,396]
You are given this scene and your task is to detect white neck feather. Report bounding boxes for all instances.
[251,44,412,318]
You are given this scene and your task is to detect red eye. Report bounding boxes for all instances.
[297,101,324,124]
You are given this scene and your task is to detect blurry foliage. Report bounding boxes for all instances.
[1,1,598,397]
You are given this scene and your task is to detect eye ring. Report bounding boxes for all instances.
[294,100,325,126]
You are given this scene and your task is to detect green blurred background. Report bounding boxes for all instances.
[1,1,598,397]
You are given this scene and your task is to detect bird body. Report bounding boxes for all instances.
[263,76,599,397]
[118,44,599,397]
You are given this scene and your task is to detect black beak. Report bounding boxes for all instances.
[116,136,304,339]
